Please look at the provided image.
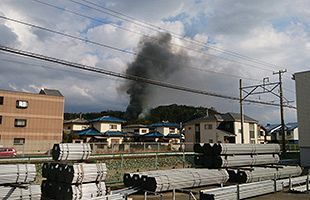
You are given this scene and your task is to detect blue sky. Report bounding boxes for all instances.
[0,0,309,125]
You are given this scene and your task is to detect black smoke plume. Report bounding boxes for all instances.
[123,33,189,120]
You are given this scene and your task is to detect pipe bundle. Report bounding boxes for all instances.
[0,164,36,185]
[42,162,107,184]
[52,143,92,161]
[124,168,229,192]
[230,165,302,183]
[200,180,283,200]
[0,185,41,200]
[41,180,106,200]
[194,143,281,168]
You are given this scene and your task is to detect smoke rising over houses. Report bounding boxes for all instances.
[123,33,189,120]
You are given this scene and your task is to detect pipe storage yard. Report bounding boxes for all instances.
[124,168,229,192]
[0,143,309,199]
[52,143,92,161]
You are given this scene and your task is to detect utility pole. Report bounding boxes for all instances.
[239,79,244,144]
[273,69,287,153]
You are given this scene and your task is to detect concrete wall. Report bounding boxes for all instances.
[295,70,310,167]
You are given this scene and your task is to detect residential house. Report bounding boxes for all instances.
[266,123,299,144]
[75,116,127,145]
[0,88,64,153]
[63,118,89,133]
[149,122,180,136]
[257,125,271,144]
[184,112,259,151]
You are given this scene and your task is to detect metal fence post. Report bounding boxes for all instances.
[172,188,176,200]
[236,184,240,200]
[307,172,309,192]
[144,191,147,200]
[155,152,158,170]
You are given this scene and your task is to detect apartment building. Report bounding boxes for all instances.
[184,112,259,151]
[0,88,64,153]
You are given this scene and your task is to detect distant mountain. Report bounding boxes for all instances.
[64,104,218,124]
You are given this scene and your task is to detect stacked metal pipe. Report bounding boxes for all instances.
[194,143,281,168]
[42,162,107,184]
[200,180,283,200]
[41,180,106,199]
[52,143,92,161]
[124,168,229,192]
[0,185,41,200]
[234,165,302,183]
[0,164,36,185]
[42,162,108,199]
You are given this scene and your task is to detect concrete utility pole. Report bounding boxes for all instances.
[273,69,287,153]
[239,79,244,144]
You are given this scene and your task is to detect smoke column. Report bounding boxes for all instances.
[123,33,189,120]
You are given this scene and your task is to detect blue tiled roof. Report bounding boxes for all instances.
[286,122,298,131]
[165,134,181,138]
[149,122,179,128]
[90,116,126,123]
[76,128,100,136]
[266,123,298,133]
[143,132,164,138]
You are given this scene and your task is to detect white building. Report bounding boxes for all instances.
[294,70,310,167]
[184,112,259,151]
[265,123,299,144]
[122,124,149,135]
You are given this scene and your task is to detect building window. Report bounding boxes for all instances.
[188,127,191,130]
[0,116,2,124]
[250,131,255,139]
[0,96,3,105]
[16,100,28,109]
[14,119,27,127]
[14,138,25,145]
[109,124,117,129]
[204,124,213,130]
[209,139,213,143]
[169,128,175,133]
[141,129,147,133]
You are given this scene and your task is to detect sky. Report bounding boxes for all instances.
[0,0,309,125]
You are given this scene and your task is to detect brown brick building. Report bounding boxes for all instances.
[0,88,64,154]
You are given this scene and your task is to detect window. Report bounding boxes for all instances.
[109,124,117,129]
[141,129,147,133]
[250,131,255,138]
[188,127,192,130]
[204,124,213,130]
[0,116,2,124]
[14,119,27,127]
[169,127,175,133]
[209,139,213,143]
[16,100,28,109]
[0,96,3,105]
[14,138,25,145]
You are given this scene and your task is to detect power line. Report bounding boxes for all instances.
[0,44,296,109]
[73,0,278,70]
[0,15,262,82]
[31,0,272,74]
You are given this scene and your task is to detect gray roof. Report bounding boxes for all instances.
[64,118,89,124]
[39,88,63,96]
[184,112,257,125]
[221,113,257,123]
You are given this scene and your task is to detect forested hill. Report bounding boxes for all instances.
[64,104,218,124]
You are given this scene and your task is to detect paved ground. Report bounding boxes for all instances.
[129,189,310,200]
